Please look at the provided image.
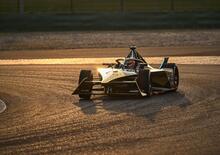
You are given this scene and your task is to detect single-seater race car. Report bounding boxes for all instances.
[73,46,179,99]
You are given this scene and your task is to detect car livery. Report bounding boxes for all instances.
[73,46,179,99]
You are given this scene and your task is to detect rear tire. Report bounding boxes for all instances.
[137,69,152,96]
[78,70,93,99]
[163,63,179,91]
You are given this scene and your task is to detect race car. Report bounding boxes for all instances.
[73,46,179,99]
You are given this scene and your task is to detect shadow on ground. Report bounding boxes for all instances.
[73,90,191,122]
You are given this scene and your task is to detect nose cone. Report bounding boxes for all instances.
[101,69,126,83]
[98,68,127,83]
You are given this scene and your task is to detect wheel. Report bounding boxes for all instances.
[137,69,152,96]
[163,63,179,91]
[78,70,93,99]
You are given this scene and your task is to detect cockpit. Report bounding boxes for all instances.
[104,46,150,71]
[115,58,147,71]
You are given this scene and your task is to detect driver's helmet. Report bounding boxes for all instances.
[126,59,136,69]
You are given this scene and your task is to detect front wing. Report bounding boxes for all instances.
[72,78,175,96]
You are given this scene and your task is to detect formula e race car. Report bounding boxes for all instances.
[73,46,179,99]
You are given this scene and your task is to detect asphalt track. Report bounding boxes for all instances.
[0,62,219,154]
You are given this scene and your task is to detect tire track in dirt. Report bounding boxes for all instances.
[0,64,219,154]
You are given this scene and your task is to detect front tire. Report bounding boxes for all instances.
[78,70,93,99]
[163,63,179,91]
[137,69,152,96]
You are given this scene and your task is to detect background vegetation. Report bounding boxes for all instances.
[0,0,220,14]
[0,0,219,31]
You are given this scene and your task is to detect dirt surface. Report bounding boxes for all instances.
[0,29,220,154]
[0,99,6,113]
[0,56,220,65]
[0,30,220,51]
[0,64,219,155]
[0,46,220,60]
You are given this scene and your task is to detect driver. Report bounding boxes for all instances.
[127,59,136,69]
